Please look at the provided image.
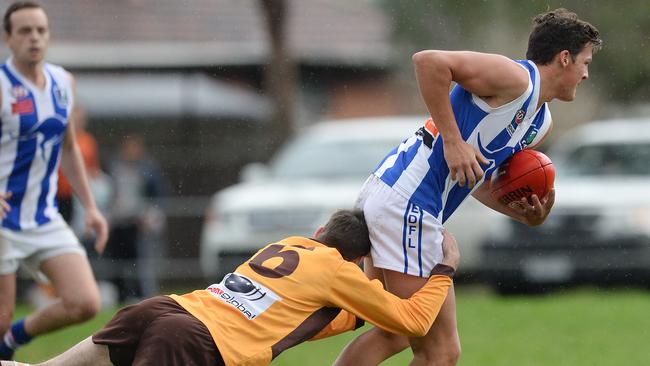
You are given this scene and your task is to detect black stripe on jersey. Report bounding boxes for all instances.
[271,306,341,359]
[416,126,434,149]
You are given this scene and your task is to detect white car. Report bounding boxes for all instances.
[200,116,499,279]
[482,118,650,294]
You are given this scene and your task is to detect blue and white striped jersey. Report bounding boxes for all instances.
[0,58,73,230]
[374,60,552,223]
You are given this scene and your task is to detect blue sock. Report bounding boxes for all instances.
[0,331,14,360]
[0,340,13,359]
[0,319,33,359]
[10,319,32,346]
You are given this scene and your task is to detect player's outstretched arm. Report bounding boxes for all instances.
[324,232,459,338]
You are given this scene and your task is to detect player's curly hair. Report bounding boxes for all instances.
[319,209,371,261]
[526,8,602,65]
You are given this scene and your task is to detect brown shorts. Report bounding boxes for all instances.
[92,296,225,366]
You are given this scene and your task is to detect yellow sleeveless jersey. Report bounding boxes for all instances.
[170,236,452,366]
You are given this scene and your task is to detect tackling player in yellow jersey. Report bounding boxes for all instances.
[4,209,460,366]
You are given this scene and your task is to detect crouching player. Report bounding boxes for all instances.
[5,209,459,366]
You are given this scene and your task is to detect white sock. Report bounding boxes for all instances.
[3,331,18,350]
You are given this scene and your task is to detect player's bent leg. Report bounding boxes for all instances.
[409,286,460,366]
[382,270,460,366]
[334,326,410,366]
[333,257,410,366]
[24,253,100,336]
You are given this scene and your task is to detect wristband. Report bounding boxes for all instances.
[430,263,455,278]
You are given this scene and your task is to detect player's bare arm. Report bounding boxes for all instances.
[412,51,529,188]
[59,74,109,253]
[472,181,554,227]
[317,229,460,341]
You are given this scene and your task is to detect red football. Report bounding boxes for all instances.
[491,150,555,208]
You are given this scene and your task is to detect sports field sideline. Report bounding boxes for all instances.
[15,286,650,365]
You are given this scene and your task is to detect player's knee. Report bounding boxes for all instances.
[411,337,461,366]
[375,327,401,341]
[445,341,462,365]
[374,327,409,349]
[65,295,100,323]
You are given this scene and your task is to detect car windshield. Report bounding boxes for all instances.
[270,137,399,180]
[558,142,650,176]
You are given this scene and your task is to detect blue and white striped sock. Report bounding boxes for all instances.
[0,319,33,359]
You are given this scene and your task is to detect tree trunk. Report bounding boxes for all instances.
[259,0,295,151]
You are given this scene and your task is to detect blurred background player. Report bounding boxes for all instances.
[335,8,601,366]
[0,1,108,359]
[104,134,164,302]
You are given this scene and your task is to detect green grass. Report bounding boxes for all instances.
[13,286,650,365]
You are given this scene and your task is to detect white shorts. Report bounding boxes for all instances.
[356,175,444,277]
[0,219,85,278]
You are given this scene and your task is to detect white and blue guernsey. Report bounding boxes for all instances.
[0,58,73,231]
[374,60,552,223]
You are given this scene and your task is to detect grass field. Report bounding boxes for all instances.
[13,286,650,365]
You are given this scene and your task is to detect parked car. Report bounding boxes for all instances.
[481,118,650,294]
[199,116,498,279]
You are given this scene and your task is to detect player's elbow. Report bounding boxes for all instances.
[412,50,442,68]
[412,50,452,81]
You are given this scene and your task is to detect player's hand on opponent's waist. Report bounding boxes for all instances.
[433,230,460,277]
[0,191,12,219]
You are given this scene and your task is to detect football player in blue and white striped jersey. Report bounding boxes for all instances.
[336,8,601,366]
[0,1,108,359]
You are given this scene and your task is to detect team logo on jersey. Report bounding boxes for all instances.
[206,273,279,320]
[53,85,69,109]
[506,109,527,136]
[519,128,539,149]
[514,109,526,124]
[10,86,28,99]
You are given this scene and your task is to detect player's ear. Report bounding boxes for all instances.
[557,50,571,67]
[313,226,325,238]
